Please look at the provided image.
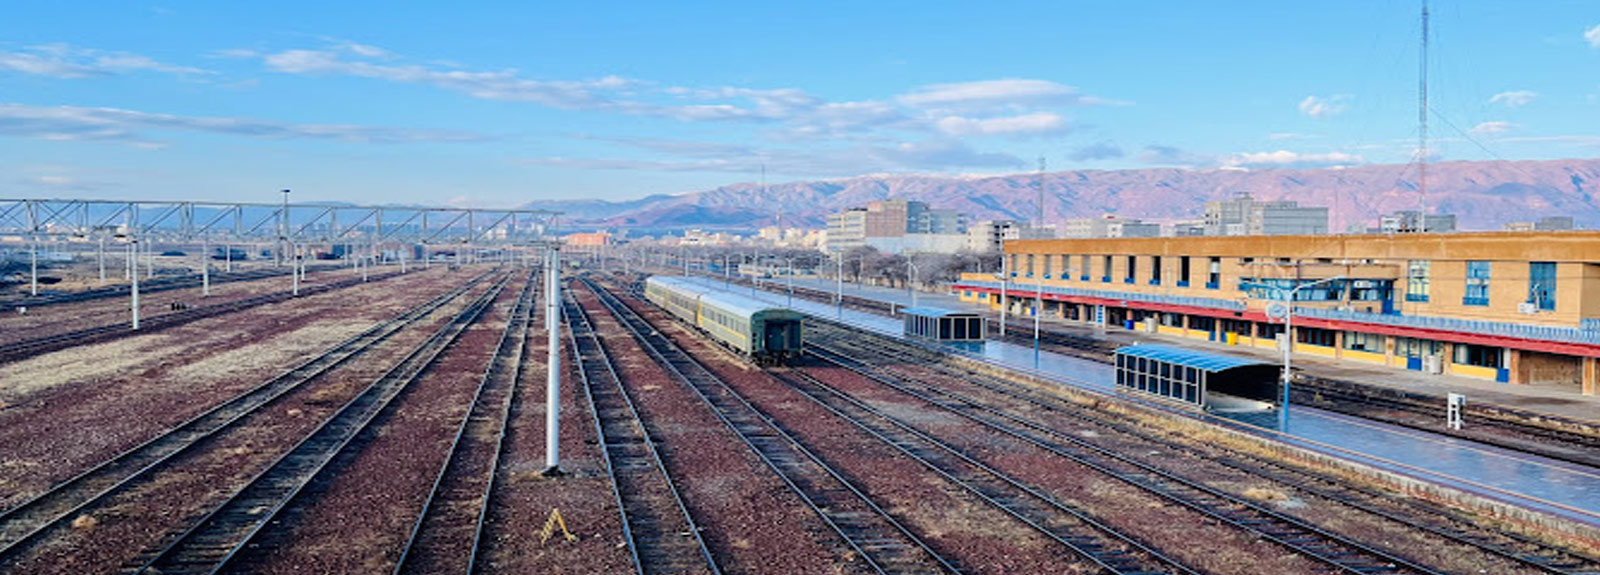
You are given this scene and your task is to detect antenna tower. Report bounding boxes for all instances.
[1417,0,1429,232]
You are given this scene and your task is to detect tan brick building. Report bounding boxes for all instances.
[953,231,1600,394]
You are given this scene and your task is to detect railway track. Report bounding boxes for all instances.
[0,270,493,566]
[392,269,537,575]
[822,319,1600,574]
[119,272,511,574]
[582,278,959,575]
[564,286,720,575]
[0,266,293,309]
[734,274,1600,468]
[808,327,1452,575]
[0,269,406,363]
[812,326,1600,573]
[766,366,1200,575]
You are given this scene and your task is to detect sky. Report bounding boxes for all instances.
[1,1,1598,207]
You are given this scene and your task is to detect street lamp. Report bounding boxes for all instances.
[907,259,921,308]
[1247,275,1346,431]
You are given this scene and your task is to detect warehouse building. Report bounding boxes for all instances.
[952,231,1600,394]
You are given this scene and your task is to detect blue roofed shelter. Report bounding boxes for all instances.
[902,306,986,342]
[1113,344,1280,409]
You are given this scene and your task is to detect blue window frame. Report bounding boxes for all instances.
[1463,261,1490,306]
[1530,262,1556,310]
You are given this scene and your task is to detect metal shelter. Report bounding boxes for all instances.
[901,306,986,342]
[1113,344,1280,409]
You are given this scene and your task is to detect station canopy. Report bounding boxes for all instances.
[1113,344,1280,406]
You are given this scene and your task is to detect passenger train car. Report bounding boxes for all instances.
[643,276,804,364]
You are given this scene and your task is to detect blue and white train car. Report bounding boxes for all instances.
[644,276,804,364]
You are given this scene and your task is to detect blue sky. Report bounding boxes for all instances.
[2,1,1597,206]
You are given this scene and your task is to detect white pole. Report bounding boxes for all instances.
[202,237,211,297]
[29,236,38,296]
[1000,256,1009,336]
[130,240,141,330]
[1034,268,1043,366]
[544,246,562,474]
[98,236,106,285]
[225,243,232,272]
[292,243,301,296]
[836,256,844,318]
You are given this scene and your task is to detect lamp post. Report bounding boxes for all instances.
[785,257,795,309]
[907,259,921,308]
[1248,275,1345,431]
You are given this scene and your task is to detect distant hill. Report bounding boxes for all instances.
[521,158,1600,231]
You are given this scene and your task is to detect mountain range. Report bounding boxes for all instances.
[521,158,1600,232]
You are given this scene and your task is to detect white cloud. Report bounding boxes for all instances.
[525,139,1023,177]
[1469,121,1515,136]
[1488,90,1537,108]
[0,102,491,146]
[263,48,638,110]
[1223,150,1364,169]
[1586,24,1600,48]
[897,79,1118,110]
[934,112,1067,136]
[1298,95,1351,119]
[0,44,212,78]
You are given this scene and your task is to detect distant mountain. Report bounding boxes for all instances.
[526,158,1600,231]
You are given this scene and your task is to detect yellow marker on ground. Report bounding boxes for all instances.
[541,508,578,544]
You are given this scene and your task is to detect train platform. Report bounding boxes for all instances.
[779,275,1600,426]
[697,274,1600,526]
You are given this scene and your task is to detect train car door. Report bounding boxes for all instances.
[763,320,792,353]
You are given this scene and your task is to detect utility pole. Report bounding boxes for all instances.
[1417,0,1429,232]
[543,244,563,475]
[1035,157,1045,365]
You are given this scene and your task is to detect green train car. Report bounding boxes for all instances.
[644,276,804,365]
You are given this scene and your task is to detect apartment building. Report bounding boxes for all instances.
[1204,193,1328,236]
[953,231,1600,394]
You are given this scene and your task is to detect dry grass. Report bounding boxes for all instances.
[70,514,98,530]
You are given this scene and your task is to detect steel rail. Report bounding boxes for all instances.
[0,270,493,565]
[583,278,958,575]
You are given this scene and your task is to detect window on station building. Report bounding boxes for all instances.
[1405,260,1430,302]
[1343,331,1385,352]
[1125,255,1137,283]
[1189,316,1216,333]
[1296,326,1337,347]
[1453,343,1504,369]
[1257,322,1284,341]
[1395,337,1442,358]
[1464,261,1491,306]
[1207,257,1221,289]
[1102,255,1113,282]
[1043,254,1053,278]
[1530,261,1557,310]
[1025,254,1035,278]
[1159,312,1182,327]
[1151,256,1163,285]
[1178,256,1191,286]
[1080,254,1092,280]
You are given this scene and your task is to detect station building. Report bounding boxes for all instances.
[951,231,1600,395]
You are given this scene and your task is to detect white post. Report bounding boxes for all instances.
[130,240,141,330]
[1281,298,1293,430]
[999,256,1009,337]
[202,237,211,296]
[225,243,232,272]
[835,256,844,318]
[292,243,301,296]
[544,246,563,474]
[1034,265,1044,365]
[97,236,107,285]
[29,236,38,296]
